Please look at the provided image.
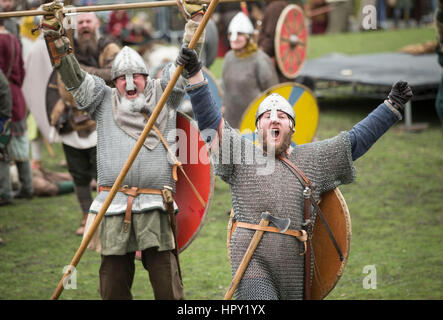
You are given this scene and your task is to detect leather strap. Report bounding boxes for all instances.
[278,155,312,188]
[142,113,206,208]
[99,185,162,233]
[277,155,343,261]
[161,187,182,281]
[232,221,307,255]
[99,186,163,195]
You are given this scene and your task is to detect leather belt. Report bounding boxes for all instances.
[231,221,307,255]
[100,186,163,232]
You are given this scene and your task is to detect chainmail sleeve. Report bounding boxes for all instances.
[71,73,108,120]
[290,131,356,196]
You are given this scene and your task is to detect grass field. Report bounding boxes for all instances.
[1,27,442,300]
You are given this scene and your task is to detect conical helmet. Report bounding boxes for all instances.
[227,12,254,42]
[255,93,295,127]
[111,46,149,81]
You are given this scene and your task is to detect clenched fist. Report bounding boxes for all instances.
[176,45,202,77]
[387,81,413,111]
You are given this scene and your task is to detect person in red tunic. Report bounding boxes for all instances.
[0,16,33,201]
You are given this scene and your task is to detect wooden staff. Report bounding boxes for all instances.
[49,0,221,300]
[223,217,270,300]
[0,0,255,18]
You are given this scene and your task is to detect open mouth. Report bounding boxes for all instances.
[270,129,280,138]
[126,90,138,98]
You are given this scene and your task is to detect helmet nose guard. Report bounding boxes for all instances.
[255,93,296,127]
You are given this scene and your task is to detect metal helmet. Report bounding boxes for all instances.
[255,93,295,127]
[111,46,149,91]
[227,12,254,42]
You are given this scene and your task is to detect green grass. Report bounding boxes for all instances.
[1,27,442,300]
[313,99,443,300]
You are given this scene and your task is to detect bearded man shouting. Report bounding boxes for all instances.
[41,0,206,299]
[177,46,413,300]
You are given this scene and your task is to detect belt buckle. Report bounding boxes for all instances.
[122,220,131,233]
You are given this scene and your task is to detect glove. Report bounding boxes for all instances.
[387,81,413,111]
[176,0,206,20]
[40,1,64,37]
[176,44,202,78]
[40,1,73,68]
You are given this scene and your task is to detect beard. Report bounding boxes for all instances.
[120,93,146,113]
[258,129,293,157]
[76,30,99,57]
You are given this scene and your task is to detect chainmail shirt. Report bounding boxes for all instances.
[72,67,185,255]
[215,124,355,299]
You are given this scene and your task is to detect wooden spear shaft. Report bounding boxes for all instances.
[50,0,220,300]
[224,217,270,300]
[0,0,253,18]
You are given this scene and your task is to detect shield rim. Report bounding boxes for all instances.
[238,81,319,145]
[176,111,216,253]
[274,4,308,79]
[311,187,352,300]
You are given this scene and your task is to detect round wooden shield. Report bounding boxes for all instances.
[239,82,319,145]
[175,112,215,252]
[274,4,308,79]
[311,187,352,300]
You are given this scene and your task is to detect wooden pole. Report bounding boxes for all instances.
[223,217,270,300]
[50,0,221,300]
[0,0,254,18]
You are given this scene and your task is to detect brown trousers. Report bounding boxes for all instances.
[99,247,184,300]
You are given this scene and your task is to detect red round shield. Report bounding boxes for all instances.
[175,112,215,252]
[274,4,308,79]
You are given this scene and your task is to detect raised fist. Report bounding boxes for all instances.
[176,44,202,77]
[387,81,413,111]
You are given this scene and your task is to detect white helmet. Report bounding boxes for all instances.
[255,93,295,128]
[111,46,149,91]
[228,12,254,42]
